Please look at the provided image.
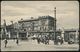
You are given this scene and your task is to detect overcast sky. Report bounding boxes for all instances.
[1,1,79,29]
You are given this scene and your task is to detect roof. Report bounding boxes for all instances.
[38,15,55,19]
[64,29,79,32]
[18,15,55,23]
[18,18,39,23]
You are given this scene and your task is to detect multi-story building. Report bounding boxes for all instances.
[18,15,55,31]
[18,15,56,40]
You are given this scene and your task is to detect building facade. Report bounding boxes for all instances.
[64,29,79,43]
[1,15,79,44]
[17,15,56,40]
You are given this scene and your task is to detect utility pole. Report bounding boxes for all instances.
[3,20,7,39]
[11,21,14,39]
[54,7,57,45]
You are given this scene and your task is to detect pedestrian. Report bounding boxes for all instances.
[37,37,40,44]
[55,36,58,45]
[47,35,49,44]
[37,35,41,44]
[42,36,44,44]
[44,35,47,44]
[61,37,63,45]
[57,36,62,45]
[4,39,8,48]
[16,38,19,45]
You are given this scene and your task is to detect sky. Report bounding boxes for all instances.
[1,1,79,29]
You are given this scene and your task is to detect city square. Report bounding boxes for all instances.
[1,39,79,51]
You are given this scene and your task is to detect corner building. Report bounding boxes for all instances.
[18,15,57,40]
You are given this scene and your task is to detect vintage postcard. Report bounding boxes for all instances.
[1,1,79,51]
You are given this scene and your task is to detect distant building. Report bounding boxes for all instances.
[1,22,19,39]
[64,29,79,43]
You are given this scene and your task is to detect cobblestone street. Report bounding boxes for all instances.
[1,39,79,51]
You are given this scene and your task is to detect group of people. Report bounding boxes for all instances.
[4,35,64,48]
[36,35,63,45]
[4,38,19,48]
[37,35,50,45]
[55,36,63,45]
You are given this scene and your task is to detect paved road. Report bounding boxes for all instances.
[1,39,79,51]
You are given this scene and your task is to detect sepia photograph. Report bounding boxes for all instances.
[1,1,79,51]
